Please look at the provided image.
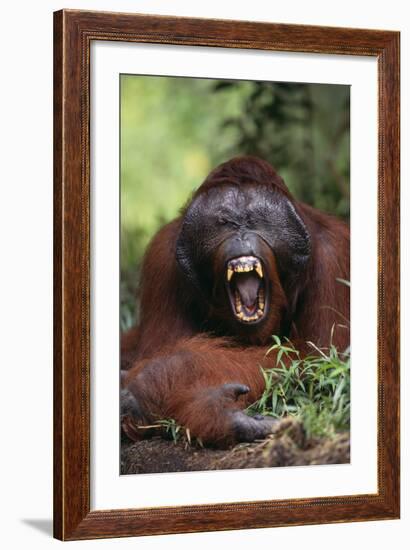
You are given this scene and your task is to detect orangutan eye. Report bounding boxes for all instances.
[217,217,239,228]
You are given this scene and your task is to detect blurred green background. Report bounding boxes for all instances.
[121,75,350,331]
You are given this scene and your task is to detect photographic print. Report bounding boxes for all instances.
[54,10,400,539]
[120,75,351,475]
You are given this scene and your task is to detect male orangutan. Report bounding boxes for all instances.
[121,156,350,446]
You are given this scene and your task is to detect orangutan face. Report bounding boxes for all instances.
[176,182,311,329]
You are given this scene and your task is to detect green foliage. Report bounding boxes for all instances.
[214,81,350,220]
[144,335,350,445]
[247,336,350,438]
[155,418,185,444]
[120,75,249,272]
[120,75,252,326]
[153,419,200,447]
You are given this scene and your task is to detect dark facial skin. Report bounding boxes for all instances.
[176,183,310,336]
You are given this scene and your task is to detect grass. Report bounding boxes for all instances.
[141,418,201,447]
[247,335,350,439]
[156,418,192,445]
[129,328,350,445]
[144,335,350,445]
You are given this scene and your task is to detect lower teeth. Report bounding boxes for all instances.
[234,290,264,322]
[236,309,264,322]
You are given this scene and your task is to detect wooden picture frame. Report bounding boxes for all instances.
[53,9,400,540]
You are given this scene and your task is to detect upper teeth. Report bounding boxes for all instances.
[226,256,263,281]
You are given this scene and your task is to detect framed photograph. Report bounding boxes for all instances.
[54,9,400,540]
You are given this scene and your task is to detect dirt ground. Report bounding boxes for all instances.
[121,417,350,475]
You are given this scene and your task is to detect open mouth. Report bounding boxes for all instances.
[226,255,267,323]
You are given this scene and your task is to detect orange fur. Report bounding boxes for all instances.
[121,157,350,445]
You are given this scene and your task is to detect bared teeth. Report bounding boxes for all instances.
[228,256,265,323]
[235,308,264,322]
[255,264,263,278]
[235,292,241,313]
[240,313,259,322]
[228,256,263,277]
[258,287,265,311]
